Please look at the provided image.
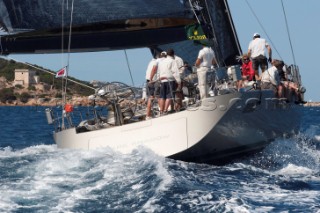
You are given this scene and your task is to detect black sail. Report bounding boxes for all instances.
[0,0,241,66]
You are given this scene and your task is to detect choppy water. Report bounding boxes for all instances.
[0,106,319,212]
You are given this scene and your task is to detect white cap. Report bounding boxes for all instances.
[253,33,260,37]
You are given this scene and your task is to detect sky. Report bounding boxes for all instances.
[4,0,320,102]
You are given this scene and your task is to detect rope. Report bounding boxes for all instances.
[244,0,282,60]
[280,0,297,65]
[124,50,135,86]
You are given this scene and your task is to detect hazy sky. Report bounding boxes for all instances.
[4,0,320,101]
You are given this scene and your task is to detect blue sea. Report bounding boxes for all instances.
[0,106,319,213]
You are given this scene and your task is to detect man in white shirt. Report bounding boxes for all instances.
[248,33,272,80]
[261,59,283,97]
[157,48,181,114]
[195,44,217,99]
[145,54,158,119]
[145,57,157,82]
[145,52,167,119]
[149,51,167,82]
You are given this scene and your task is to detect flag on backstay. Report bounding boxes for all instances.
[56,67,67,78]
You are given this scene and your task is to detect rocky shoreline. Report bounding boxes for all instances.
[0,96,93,107]
[0,97,319,107]
[304,102,320,107]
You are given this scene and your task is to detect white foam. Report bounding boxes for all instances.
[0,146,123,212]
[239,189,319,211]
[2,142,318,212]
[275,163,314,176]
[131,183,143,190]
[0,144,56,158]
[212,197,251,213]
[230,163,272,175]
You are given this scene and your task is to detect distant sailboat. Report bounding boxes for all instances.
[0,0,305,164]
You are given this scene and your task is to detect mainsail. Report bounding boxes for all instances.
[0,0,241,66]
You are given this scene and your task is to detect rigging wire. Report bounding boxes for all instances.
[280,0,297,65]
[188,0,223,66]
[61,0,65,55]
[60,0,65,104]
[188,0,201,24]
[244,0,282,60]
[124,50,135,86]
[64,0,75,103]
[59,0,75,129]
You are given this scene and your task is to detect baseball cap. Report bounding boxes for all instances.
[253,33,260,37]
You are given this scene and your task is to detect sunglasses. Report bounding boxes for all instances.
[243,58,249,61]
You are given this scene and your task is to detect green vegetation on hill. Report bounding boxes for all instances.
[0,57,94,103]
[0,58,29,81]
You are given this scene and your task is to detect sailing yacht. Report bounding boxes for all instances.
[0,0,305,164]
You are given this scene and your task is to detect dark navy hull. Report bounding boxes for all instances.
[169,91,301,165]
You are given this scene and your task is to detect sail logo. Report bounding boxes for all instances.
[185,24,207,40]
[188,30,207,40]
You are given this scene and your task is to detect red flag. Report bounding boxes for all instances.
[56,67,67,78]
